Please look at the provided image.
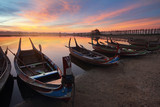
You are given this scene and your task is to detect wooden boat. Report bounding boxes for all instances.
[147,39,160,51]
[148,39,160,47]
[14,38,74,100]
[106,39,146,50]
[0,47,11,91]
[67,38,119,66]
[128,38,148,46]
[127,38,160,51]
[90,37,149,56]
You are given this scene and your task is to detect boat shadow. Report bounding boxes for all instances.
[70,54,118,71]
[0,75,14,107]
[70,54,98,71]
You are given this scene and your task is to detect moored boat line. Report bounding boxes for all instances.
[89,37,149,56]
[67,38,119,66]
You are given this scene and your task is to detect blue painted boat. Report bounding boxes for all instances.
[14,38,74,100]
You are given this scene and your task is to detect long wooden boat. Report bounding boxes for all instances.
[106,39,146,50]
[127,38,160,51]
[90,38,149,56]
[128,38,148,46]
[128,38,160,46]
[107,40,160,51]
[14,38,74,100]
[68,38,119,66]
[0,47,11,91]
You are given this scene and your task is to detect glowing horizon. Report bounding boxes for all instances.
[0,0,160,33]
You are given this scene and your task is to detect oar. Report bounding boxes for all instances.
[7,48,35,75]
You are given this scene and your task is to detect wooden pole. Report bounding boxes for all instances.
[7,48,35,75]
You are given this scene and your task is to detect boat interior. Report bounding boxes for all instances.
[18,50,61,84]
[96,42,117,49]
[72,47,106,59]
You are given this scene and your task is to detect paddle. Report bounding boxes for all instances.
[7,48,35,75]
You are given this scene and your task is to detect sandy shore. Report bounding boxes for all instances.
[15,51,160,107]
[74,51,160,107]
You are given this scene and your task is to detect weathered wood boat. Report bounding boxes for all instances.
[0,47,11,91]
[106,39,146,50]
[127,38,160,51]
[14,38,74,100]
[67,38,119,66]
[90,38,149,56]
[128,38,148,46]
[147,39,160,51]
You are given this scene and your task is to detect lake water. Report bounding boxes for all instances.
[0,35,98,107]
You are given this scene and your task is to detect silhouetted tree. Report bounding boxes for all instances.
[91,29,101,35]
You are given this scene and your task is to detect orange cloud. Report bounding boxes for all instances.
[19,0,80,23]
[81,1,157,24]
[103,17,160,30]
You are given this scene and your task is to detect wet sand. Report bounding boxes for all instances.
[15,51,160,107]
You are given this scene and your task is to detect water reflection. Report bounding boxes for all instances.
[17,77,45,99]
[0,75,14,107]
[14,77,72,107]
[0,36,92,106]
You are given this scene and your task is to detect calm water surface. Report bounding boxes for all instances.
[0,35,95,107]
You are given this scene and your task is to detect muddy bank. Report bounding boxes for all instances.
[74,52,160,107]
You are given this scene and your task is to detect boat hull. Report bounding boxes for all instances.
[0,49,11,91]
[69,48,119,66]
[107,42,146,50]
[14,57,72,99]
[92,45,148,56]
[0,64,11,91]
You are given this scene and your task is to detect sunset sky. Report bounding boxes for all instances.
[0,0,160,33]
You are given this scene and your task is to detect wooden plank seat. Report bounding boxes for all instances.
[30,70,58,79]
[19,62,46,69]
